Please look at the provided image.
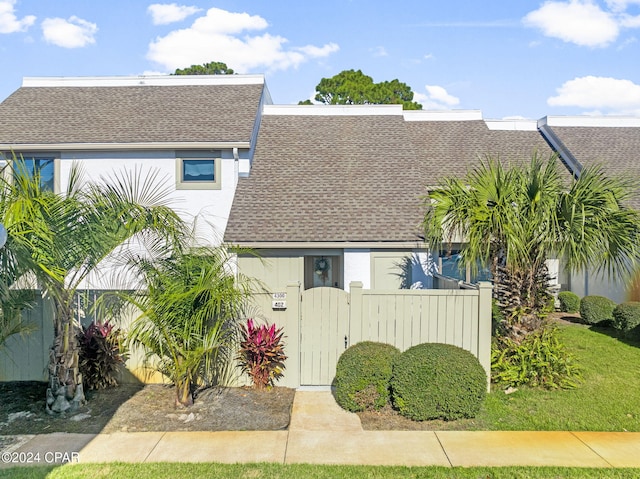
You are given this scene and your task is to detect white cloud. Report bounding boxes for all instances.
[548,76,640,114]
[147,7,339,72]
[414,85,460,109]
[606,0,640,12]
[620,13,640,26]
[370,46,388,57]
[523,1,619,47]
[148,3,201,25]
[42,16,97,48]
[0,0,35,34]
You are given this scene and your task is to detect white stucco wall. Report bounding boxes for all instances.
[569,269,627,304]
[343,249,371,290]
[57,149,246,289]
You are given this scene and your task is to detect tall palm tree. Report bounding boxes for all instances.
[124,246,253,407]
[1,160,185,413]
[424,153,640,341]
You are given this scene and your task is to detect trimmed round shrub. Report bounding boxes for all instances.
[579,295,616,325]
[390,343,486,421]
[612,302,640,336]
[334,341,400,412]
[558,291,580,314]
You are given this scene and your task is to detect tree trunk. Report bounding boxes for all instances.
[175,377,194,407]
[46,298,86,414]
[493,257,552,344]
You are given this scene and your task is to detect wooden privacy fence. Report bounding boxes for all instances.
[1,282,492,388]
[249,281,492,389]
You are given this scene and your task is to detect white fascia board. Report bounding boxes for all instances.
[539,115,640,128]
[22,75,265,88]
[484,119,538,131]
[263,104,403,116]
[403,110,483,122]
[0,142,251,151]
[228,241,427,249]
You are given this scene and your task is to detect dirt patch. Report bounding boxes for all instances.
[356,403,488,431]
[0,381,295,437]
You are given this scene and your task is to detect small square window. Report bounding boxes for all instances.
[12,156,56,192]
[176,151,221,190]
[182,159,215,182]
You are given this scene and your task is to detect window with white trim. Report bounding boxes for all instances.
[176,150,222,190]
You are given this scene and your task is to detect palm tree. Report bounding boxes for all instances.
[124,246,253,407]
[1,160,185,413]
[424,153,640,341]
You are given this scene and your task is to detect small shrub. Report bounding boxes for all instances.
[334,341,400,412]
[491,325,582,389]
[580,295,616,325]
[78,321,127,390]
[237,319,286,389]
[558,291,580,314]
[492,299,505,330]
[612,302,640,337]
[390,343,486,421]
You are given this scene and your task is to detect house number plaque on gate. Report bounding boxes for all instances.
[272,292,286,310]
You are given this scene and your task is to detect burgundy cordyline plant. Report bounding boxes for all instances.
[238,319,286,389]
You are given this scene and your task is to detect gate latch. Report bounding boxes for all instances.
[344,335,348,350]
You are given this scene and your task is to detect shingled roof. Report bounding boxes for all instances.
[224,107,555,246]
[0,76,268,147]
[539,116,640,208]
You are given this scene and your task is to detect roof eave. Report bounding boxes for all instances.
[225,241,427,249]
[0,141,252,151]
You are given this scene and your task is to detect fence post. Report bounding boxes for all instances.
[349,281,363,346]
[477,281,492,391]
[284,282,301,389]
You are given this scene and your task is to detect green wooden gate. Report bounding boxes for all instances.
[299,287,350,385]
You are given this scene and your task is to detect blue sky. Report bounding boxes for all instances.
[1,0,639,119]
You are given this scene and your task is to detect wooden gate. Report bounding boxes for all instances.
[299,287,350,385]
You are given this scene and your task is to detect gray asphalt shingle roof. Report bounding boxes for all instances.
[0,83,265,145]
[224,113,555,244]
[543,124,640,208]
[545,126,640,176]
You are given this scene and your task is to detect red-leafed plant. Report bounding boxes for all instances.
[78,321,127,390]
[238,319,287,389]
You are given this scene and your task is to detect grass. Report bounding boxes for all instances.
[478,323,640,431]
[1,463,639,479]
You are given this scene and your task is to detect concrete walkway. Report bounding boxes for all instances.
[2,391,640,468]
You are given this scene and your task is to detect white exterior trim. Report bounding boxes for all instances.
[539,115,640,128]
[230,241,426,249]
[403,110,482,121]
[0,142,251,151]
[22,75,265,88]
[263,104,403,116]
[484,119,538,131]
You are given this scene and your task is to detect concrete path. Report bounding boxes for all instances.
[2,391,640,468]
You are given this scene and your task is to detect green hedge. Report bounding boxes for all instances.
[390,343,486,421]
[580,295,616,325]
[558,291,580,314]
[612,302,640,337]
[334,341,400,412]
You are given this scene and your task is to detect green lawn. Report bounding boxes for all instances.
[1,463,639,479]
[478,323,640,431]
